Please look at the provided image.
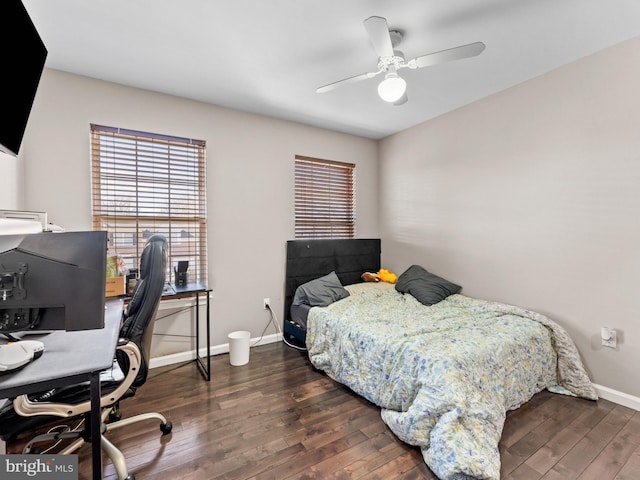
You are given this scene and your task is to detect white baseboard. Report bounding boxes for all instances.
[149,333,282,369]
[149,343,640,413]
[593,383,640,412]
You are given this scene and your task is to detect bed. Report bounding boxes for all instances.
[283,239,597,480]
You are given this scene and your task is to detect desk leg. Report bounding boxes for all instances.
[206,292,211,380]
[194,291,211,381]
[89,371,102,480]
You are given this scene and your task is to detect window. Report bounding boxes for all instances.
[91,124,207,284]
[294,155,355,239]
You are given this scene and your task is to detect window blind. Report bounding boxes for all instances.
[91,124,207,284]
[294,155,355,239]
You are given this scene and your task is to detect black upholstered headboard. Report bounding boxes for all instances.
[283,238,381,345]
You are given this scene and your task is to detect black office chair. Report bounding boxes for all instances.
[0,234,172,480]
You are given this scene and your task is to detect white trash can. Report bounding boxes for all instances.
[228,330,250,366]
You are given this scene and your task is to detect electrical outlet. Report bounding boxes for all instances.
[263,298,270,310]
[601,327,617,348]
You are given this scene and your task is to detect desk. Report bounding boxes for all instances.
[0,298,123,480]
[162,282,211,381]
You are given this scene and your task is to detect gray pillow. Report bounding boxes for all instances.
[395,264,461,306]
[292,271,350,307]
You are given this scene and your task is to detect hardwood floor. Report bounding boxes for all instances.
[8,341,640,479]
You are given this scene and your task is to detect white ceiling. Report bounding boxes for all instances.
[22,0,640,140]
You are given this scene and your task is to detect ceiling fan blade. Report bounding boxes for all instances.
[411,41,486,69]
[363,16,394,58]
[393,92,408,106]
[316,70,382,93]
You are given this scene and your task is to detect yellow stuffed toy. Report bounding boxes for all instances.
[361,268,398,283]
[376,268,397,284]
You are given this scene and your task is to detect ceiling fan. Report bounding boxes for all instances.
[317,16,486,105]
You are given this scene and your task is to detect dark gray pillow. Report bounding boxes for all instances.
[395,265,461,306]
[292,271,350,307]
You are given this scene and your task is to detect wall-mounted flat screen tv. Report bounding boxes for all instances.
[0,1,48,157]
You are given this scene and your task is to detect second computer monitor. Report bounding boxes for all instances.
[0,230,107,334]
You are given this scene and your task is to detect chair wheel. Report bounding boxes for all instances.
[109,411,122,422]
[160,421,172,435]
[124,475,135,480]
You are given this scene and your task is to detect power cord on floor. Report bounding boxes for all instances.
[250,300,282,347]
[252,303,307,352]
[270,304,307,352]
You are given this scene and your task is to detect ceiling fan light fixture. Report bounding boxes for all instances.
[377,72,406,103]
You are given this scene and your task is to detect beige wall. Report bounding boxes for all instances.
[0,152,22,209]
[7,35,639,401]
[379,36,640,399]
[16,69,379,353]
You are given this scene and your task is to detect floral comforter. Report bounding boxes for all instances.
[306,283,597,480]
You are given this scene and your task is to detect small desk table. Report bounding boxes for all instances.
[162,282,211,381]
[0,298,123,480]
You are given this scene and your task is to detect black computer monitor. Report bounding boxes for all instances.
[0,231,107,334]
